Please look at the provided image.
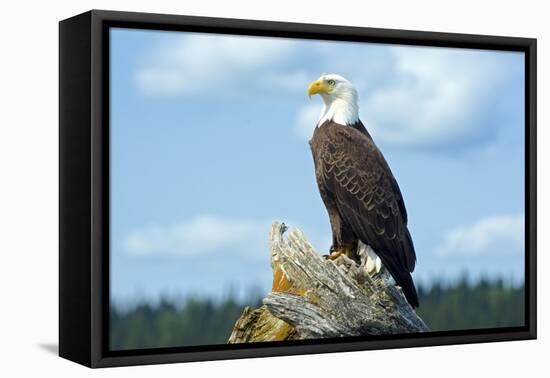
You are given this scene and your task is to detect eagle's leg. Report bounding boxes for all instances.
[323,209,358,260]
[343,240,358,259]
[325,240,358,261]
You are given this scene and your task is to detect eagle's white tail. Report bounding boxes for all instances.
[357,240,383,275]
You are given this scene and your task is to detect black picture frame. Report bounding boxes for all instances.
[59,9,537,368]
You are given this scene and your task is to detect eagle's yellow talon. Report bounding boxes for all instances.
[325,250,342,260]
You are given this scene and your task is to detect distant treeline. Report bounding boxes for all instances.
[110,296,259,350]
[416,278,524,331]
[110,278,524,351]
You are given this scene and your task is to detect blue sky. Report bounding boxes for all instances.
[110,28,525,304]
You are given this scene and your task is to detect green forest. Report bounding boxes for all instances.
[110,277,524,351]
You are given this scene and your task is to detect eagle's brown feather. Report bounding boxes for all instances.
[310,120,418,307]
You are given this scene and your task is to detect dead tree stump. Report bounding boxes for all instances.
[228,222,428,343]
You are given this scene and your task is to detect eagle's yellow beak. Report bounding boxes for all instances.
[307,79,331,98]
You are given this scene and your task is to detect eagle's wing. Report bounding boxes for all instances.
[318,123,418,306]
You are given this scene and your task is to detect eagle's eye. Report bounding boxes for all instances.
[328,79,336,86]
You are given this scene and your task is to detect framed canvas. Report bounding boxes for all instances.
[59,9,537,368]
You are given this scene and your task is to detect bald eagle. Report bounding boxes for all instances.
[307,74,419,308]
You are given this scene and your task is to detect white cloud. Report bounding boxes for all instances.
[361,47,514,149]
[123,215,270,258]
[135,34,295,96]
[294,102,322,140]
[134,32,520,150]
[435,214,524,256]
[293,46,520,150]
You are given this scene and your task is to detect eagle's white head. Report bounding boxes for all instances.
[307,73,359,126]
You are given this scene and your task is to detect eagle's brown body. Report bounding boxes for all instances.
[309,120,419,307]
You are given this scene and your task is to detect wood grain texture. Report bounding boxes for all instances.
[228,222,428,343]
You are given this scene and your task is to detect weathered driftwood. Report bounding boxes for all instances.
[228,222,428,343]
